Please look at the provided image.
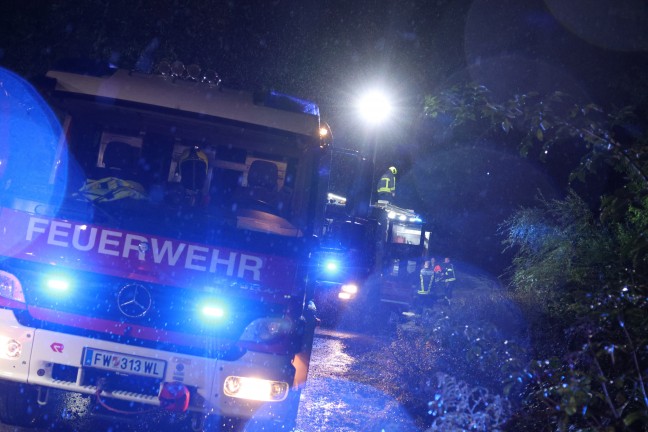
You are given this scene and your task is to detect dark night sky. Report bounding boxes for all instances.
[1,0,647,272]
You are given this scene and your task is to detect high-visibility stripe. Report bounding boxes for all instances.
[377,177,395,193]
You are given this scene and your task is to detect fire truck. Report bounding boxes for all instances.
[0,63,330,430]
[311,149,431,326]
[309,197,374,326]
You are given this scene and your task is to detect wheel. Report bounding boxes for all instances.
[0,381,46,427]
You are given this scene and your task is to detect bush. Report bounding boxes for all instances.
[368,286,529,429]
[500,192,648,430]
[426,372,511,432]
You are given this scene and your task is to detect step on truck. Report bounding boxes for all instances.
[0,63,330,430]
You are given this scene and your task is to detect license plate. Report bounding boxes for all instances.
[82,348,166,379]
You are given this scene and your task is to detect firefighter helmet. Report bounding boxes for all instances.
[389,166,397,175]
[179,146,208,191]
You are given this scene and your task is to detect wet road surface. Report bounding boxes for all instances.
[295,327,420,432]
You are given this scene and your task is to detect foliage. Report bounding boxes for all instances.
[500,192,648,430]
[499,191,615,306]
[423,82,648,429]
[424,84,648,189]
[378,320,439,420]
[506,290,648,430]
[371,287,529,429]
[609,193,648,269]
[426,372,511,432]
[415,306,527,395]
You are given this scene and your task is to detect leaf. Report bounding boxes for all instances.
[501,119,511,133]
[565,396,578,415]
[585,103,603,113]
[624,410,648,426]
[536,128,544,141]
[569,107,579,118]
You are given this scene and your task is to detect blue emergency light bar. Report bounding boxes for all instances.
[255,90,320,116]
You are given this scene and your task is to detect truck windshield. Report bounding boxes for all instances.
[2,99,314,241]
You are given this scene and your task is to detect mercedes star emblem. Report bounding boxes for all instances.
[138,241,150,254]
[117,283,152,318]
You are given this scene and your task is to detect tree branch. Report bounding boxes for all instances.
[619,316,648,408]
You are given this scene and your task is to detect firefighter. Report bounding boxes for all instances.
[168,146,210,207]
[178,146,209,193]
[440,257,457,299]
[418,260,434,295]
[376,166,397,202]
[414,259,436,314]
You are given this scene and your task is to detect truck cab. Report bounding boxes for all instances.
[0,64,329,430]
[310,198,376,324]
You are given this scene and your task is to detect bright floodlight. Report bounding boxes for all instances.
[357,90,392,125]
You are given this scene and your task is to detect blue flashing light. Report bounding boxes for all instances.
[50,58,118,77]
[1,67,68,209]
[202,304,225,319]
[259,91,320,116]
[46,278,70,292]
[324,260,339,274]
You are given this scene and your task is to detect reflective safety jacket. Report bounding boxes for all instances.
[377,170,396,194]
[418,266,434,294]
[441,263,456,282]
[77,177,147,202]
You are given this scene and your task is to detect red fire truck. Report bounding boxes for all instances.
[0,63,329,430]
[312,149,431,327]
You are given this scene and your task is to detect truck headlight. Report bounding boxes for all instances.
[341,283,358,294]
[223,376,289,402]
[338,283,358,300]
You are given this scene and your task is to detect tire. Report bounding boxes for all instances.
[0,381,46,428]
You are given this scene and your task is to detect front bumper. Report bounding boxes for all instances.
[0,308,297,421]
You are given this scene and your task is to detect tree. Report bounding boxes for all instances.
[424,84,648,190]
[424,84,648,429]
[500,192,648,430]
